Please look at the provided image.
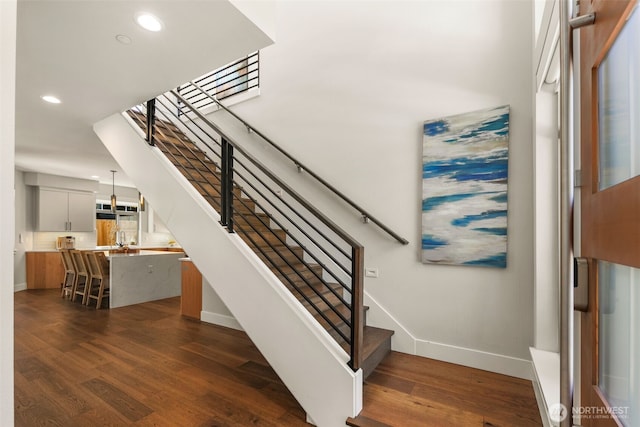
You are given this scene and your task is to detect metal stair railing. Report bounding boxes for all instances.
[178,51,259,110]
[127,92,365,371]
[180,80,409,246]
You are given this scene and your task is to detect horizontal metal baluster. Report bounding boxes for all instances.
[232,158,352,271]
[157,96,223,156]
[232,218,352,343]
[133,87,362,366]
[188,80,408,245]
[230,190,353,316]
[163,108,354,320]
[231,206,352,327]
[170,90,362,250]
[180,52,258,104]
[153,103,221,174]
[217,172,352,296]
[150,114,223,210]
[228,172,351,310]
[155,97,223,168]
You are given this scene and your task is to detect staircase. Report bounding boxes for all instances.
[127,109,394,379]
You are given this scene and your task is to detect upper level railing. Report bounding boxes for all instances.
[178,52,259,111]
[128,91,365,371]
[178,79,409,246]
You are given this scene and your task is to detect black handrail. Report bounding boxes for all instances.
[170,89,363,250]
[187,80,409,246]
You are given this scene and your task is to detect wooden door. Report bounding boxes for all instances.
[96,219,117,246]
[579,1,640,426]
[180,260,202,320]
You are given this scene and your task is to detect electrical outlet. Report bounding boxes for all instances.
[148,265,153,273]
[365,267,379,278]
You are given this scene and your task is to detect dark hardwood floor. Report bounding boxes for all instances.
[15,290,541,426]
[351,353,542,427]
[15,289,308,426]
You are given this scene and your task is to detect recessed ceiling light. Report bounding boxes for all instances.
[135,12,163,32]
[41,95,61,104]
[115,34,132,44]
[91,175,100,179]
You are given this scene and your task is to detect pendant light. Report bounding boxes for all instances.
[110,170,117,213]
[138,192,145,211]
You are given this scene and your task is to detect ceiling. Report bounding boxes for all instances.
[15,0,272,188]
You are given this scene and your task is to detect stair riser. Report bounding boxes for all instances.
[239,230,288,247]
[296,287,344,310]
[204,197,256,215]
[169,154,216,170]
[234,215,272,230]
[257,248,305,267]
[184,169,221,183]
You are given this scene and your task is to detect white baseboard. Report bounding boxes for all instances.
[416,339,533,380]
[14,283,27,292]
[365,290,532,380]
[200,310,244,331]
[364,292,417,354]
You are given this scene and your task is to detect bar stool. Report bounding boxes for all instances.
[86,251,110,309]
[59,249,76,298]
[70,250,90,304]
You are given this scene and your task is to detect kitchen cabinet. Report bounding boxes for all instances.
[181,259,202,319]
[26,251,64,289]
[37,188,95,232]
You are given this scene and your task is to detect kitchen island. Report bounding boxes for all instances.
[108,250,184,308]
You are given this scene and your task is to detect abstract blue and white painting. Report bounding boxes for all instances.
[422,105,510,268]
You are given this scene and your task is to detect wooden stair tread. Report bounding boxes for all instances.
[256,246,304,266]
[287,282,344,311]
[336,326,394,379]
[361,326,394,360]
[346,415,392,427]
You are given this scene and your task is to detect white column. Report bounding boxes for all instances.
[0,0,17,424]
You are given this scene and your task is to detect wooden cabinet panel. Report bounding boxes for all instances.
[181,260,202,319]
[26,251,64,289]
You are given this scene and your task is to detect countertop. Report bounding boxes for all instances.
[27,245,183,253]
[94,245,183,251]
[108,250,184,258]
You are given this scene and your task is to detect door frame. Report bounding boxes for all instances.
[577,1,639,426]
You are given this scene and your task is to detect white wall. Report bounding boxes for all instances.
[201,277,242,330]
[1,0,16,423]
[211,0,535,375]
